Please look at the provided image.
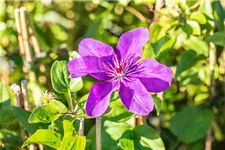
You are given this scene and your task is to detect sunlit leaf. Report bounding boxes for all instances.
[0,82,10,103]
[187,20,201,35]
[120,125,165,150]
[28,100,67,123]
[60,120,86,150]
[22,129,62,149]
[51,60,69,93]
[152,95,163,115]
[104,96,133,122]
[152,34,176,56]
[183,35,209,56]
[70,77,83,92]
[190,12,207,24]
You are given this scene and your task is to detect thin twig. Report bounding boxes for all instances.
[96,117,101,150]
[125,6,147,22]
[205,128,214,150]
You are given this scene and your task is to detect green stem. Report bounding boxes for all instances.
[67,89,73,112]
[96,117,101,150]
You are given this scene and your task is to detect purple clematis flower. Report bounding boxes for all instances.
[68,27,172,118]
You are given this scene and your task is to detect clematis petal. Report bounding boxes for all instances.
[119,78,154,115]
[116,27,149,63]
[68,56,111,80]
[85,81,118,117]
[132,58,172,93]
[79,38,114,57]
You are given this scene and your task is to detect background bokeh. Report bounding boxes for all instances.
[1,0,225,150]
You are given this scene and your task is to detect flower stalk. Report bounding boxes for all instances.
[67,89,74,112]
[96,117,101,150]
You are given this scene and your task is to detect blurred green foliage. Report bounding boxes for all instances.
[0,0,225,150]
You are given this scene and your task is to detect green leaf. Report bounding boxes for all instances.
[104,120,133,140]
[0,109,16,124]
[60,135,86,150]
[134,125,165,150]
[79,94,89,103]
[29,101,67,123]
[22,129,62,149]
[205,32,225,46]
[170,105,213,143]
[69,136,86,150]
[119,125,165,150]
[60,120,86,150]
[190,12,207,24]
[0,82,10,103]
[119,130,134,150]
[120,138,134,150]
[0,128,22,147]
[212,1,225,22]
[183,35,209,56]
[175,50,205,78]
[12,106,49,134]
[51,60,69,93]
[152,96,163,115]
[150,23,163,43]
[187,20,201,35]
[70,77,83,92]
[198,0,214,28]
[181,24,193,35]
[199,0,213,19]
[104,97,133,122]
[152,34,176,56]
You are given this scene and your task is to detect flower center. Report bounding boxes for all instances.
[115,66,124,77]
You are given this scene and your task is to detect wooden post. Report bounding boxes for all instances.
[14,8,25,56]
[96,117,101,150]
[11,85,26,142]
[26,13,41,56]
[78,118,84,136]
[10,84,22,106]
[21,80,31,111]
[20,7,32,63]
[11,83,35,150]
